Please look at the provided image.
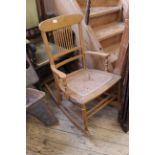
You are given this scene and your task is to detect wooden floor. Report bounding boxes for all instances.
[27,93,129,155]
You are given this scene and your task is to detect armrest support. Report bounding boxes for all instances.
[85,51,109,57]
[51,65,70,99]
[50,65,66,79]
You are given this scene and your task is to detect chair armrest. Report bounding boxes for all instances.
[50,65,66,79]
[85,51,109,71]
[85,51,109,57]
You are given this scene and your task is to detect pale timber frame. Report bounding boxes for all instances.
[39,14,121,133]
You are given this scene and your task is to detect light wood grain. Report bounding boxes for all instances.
[39,13,121,131]
[89,6,122,18]
[39,14,83,32]
[48,0,125,73]
[27,95,129,155]
[90,11,121,28]
[94,22,124,41]
[27,123,128,155]
[55,55,82,68]
[100,33,122,48]
[77,0,120,7]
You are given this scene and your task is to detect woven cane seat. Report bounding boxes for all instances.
[61,69,121,104]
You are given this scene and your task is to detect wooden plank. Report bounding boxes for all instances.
[28,113,128,146]
[100,33,122,48]
[27,118,128,155]
[28,93,128,136]
[39,14,83,32]
[55,54,82,68]
[90,6,122,18]
[27,94,128,154]
[27,133,104,155]
[94,22,124,41]
[90,11,121,28]
[77,0,120,7]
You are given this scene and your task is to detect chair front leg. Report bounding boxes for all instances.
[81,104,88,131]
[54,76,63,105]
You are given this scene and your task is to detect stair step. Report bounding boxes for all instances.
[104,43,120,63]
[94,22,124,41]
[90,6,121,18]
[77,0,120,7]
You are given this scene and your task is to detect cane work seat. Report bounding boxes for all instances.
[59,69,120,104]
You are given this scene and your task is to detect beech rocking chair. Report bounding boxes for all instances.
[39,14,121,132]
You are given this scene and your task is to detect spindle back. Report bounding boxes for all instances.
[39,14,86,69]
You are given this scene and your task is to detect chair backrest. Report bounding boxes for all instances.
[39,14,86,70]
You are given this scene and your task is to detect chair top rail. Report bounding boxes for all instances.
[39,14,83,32]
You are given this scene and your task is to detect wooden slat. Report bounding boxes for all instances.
[67,26,72,48]
[63,27,68,49]
[27,137,104,155]
[58,29,64,51]
[53,47,81,60]
[53,30,61,52]
[65,27,70,49]
[39,14,83,32]
[87,97,113,118]
[69,26,74,48]
[55,54,82,68]
[87,96,110,115]
[90,6,121,18]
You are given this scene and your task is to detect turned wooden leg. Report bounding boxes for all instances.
[54,75,62,105]
[81,104,88,131]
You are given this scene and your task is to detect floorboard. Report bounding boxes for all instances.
[27,93,129,155]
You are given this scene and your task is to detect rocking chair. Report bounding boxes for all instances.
[39,14,121,132]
